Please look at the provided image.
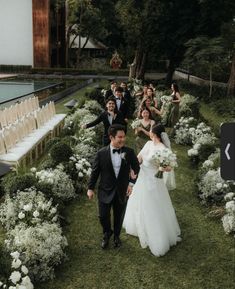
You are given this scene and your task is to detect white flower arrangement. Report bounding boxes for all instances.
[198,168,230,202]
[160,95,173,125]
[160,95,173,105]
[83,100,103,115]
[68,155,92,192]
[190,122,216,145]
[0,252,34,289]
[179,94,198,116]
[222,192,235,234]
[78,129,98,147]
[5,223,68,282]
[0,188,58,230]
[130,118,142,130]
[174,117,197,145]
[71,156,91,178]
[73,143,96,161]
[35,166,76,201]
[152,148,178,178]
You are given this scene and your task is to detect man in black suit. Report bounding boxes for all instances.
[87,124,140,249]
[114,86,129,124]
[104,80,117,101]
[82,98,126,146]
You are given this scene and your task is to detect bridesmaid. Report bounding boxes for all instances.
[168,83,181,129]
[139,97,163,124]
[135,107,155,153]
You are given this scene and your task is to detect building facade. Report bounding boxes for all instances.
[0,0,65,68]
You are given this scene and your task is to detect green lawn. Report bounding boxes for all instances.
[199,102,233,136]
[35,140,234,289]
[0,84,234,289]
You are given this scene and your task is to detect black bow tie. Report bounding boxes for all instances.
[113,148,121,154]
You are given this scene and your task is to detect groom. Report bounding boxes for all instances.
[87,124,140,249]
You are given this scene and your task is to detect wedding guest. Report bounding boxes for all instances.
[104,80,118,101]
[139,97,163,123]
[134,107,155,153]
[120,81,134,117]
[114,86,129,124]
[168,83,181,128]
[82,97,126,146]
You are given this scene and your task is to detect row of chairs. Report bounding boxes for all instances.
[0,96,39,129]
[0,101,66,165]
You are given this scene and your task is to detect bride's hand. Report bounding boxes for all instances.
[126,185,133,196]
[164,166,172,172]
[130,169,137,179]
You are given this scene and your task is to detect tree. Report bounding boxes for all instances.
[115,0,162,80]
[221,20,235,97]
[184,36,225,97]
[66,0,107,67]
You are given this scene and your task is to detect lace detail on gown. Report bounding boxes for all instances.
[123,141,181,256]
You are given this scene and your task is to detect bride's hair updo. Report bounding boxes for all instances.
[151,124,165,142]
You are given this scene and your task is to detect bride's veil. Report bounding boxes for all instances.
[161,132,171,149]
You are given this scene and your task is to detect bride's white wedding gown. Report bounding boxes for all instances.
[123,141,181,256]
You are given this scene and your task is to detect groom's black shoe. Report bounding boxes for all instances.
[101,231,113,249]
[113,236,122,248]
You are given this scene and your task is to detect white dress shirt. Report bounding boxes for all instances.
[110,144,122,178]
[115,98,121,110]
[107,112,113,125]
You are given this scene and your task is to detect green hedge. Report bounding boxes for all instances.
[30,67,129,76]
[0,64,32,73]
[177,79,228,101]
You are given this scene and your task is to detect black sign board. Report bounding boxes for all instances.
[221,123,235,180]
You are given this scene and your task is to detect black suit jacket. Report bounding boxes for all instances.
[104,89,115,101]
[88,145,140,204]
[86,111,126,144]
[115,98,129,119]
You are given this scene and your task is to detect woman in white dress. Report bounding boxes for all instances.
[123,124,181,256]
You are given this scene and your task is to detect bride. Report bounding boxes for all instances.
[123,124,181,256]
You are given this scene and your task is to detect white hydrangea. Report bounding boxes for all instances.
[0,253,33,289]
[9,271,21,284]
[198,168,230,201]
[174,117,196,145]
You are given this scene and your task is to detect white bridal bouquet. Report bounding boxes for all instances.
[152,148,178,178]
[130,118,142,130]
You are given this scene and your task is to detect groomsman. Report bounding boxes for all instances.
[82,97,126,146]
[104,80,117,101]
[114,86,129,124]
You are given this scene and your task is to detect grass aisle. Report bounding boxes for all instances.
[36,137,234,289]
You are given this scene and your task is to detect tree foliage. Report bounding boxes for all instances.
[66,0,107,66]
[184,36,225,97]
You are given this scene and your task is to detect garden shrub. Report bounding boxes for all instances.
[50,142,73,164]
[0,243,11,282]
[2,173,37,196]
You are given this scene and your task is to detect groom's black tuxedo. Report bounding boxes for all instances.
[88,145,140,204]
[88,145,140,238]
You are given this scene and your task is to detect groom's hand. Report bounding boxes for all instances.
[87,189,95,200]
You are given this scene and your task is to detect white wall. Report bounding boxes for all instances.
[0,0,33,66]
